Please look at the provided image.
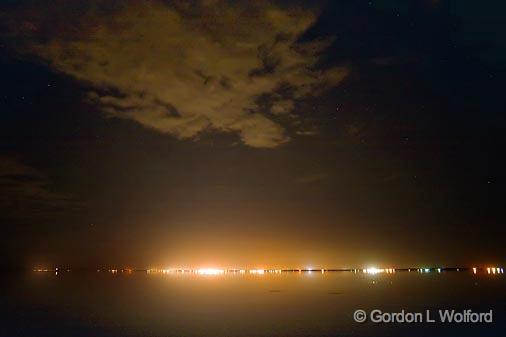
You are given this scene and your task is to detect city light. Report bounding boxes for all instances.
[196,268,225,275]
[364,267,383,274]
[34,266,506,276]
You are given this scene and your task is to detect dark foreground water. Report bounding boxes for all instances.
[1,271,505,337]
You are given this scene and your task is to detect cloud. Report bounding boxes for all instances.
[3,0,348,147]
[0,157,79,220]
[270,99,295,115]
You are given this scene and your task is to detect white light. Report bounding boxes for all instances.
[196,268,224,275]
[250,269,265,275]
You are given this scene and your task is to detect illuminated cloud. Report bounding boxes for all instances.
[270,100,295,115]
[4,0,348,148]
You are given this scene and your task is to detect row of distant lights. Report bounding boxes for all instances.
[34,267,505,275]
[356,267,505,275]
[146,268,272,275]
[485,267,504,274]
[359,268,396,274]
[142,267,505,276]
[144,268,336,275]
[32,267,70,275]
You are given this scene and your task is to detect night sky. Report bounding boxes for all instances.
[1,0,505,269]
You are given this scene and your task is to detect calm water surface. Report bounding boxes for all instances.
[1,272,505,337]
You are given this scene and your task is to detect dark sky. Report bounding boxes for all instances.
[1,0,505,269]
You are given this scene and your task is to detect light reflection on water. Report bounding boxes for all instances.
[2,272,506,337]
